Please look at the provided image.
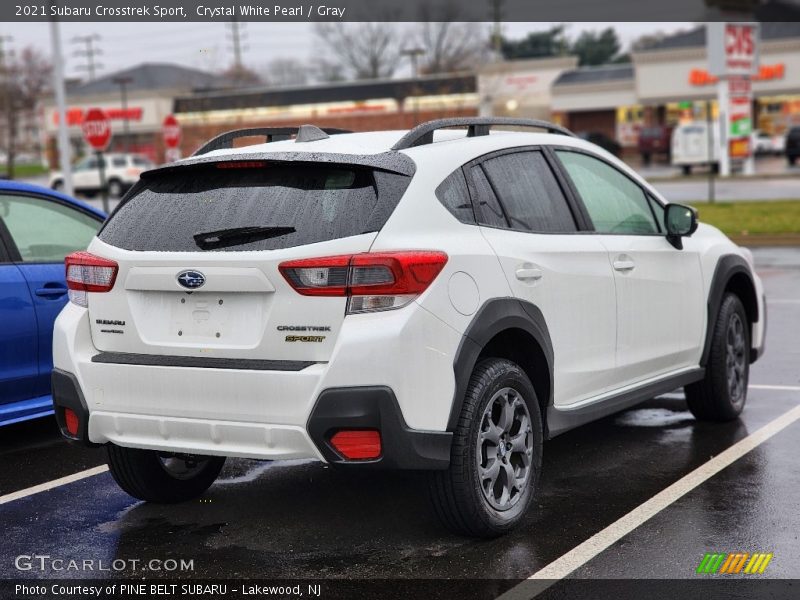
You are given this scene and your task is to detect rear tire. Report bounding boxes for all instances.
[685,294,750,421]
[107,178,124,198]
[429,358,543,538]
[106,444,226,503]
[681,165,692,175]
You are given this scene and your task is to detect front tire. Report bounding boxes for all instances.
[430,358,543,538]
[106,444,226,503]
[685,294,750,421]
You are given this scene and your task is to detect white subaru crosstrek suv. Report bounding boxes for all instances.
[52,119,766,537]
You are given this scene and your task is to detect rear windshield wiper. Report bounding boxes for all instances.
[193,226,296,250]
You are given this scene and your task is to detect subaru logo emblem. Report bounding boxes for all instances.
[177,270,205,289]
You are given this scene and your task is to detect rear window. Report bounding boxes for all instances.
[99,162,410,252]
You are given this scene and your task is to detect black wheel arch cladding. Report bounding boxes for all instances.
[449,298,554,433]
[702,254,760,366]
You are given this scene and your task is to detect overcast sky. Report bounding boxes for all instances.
[3,22,693,80]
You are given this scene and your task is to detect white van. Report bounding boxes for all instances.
[671,121,721,175]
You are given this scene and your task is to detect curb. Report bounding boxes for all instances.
[730,234,800,247]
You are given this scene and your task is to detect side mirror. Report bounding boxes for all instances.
[665,203,698,250]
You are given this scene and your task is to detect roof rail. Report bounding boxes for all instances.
[193,125,352,156]
[391,117,576,151]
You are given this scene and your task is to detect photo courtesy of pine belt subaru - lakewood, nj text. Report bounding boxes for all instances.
[52,118,766,537]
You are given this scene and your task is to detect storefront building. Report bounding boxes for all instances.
[477,56,578,120]
[552,23,800,150]
[173,74,479,157]
[42,63,227,165]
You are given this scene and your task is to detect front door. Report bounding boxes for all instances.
[554,150,704,389]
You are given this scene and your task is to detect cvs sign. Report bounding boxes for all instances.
[708,22,760,76]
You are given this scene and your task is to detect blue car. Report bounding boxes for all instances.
[0,181,105,426]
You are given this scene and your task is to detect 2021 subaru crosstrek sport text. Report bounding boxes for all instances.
[52,119,766,537]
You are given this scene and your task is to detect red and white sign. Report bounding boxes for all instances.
[162,114,181,149]
[81,108,112,151]
[708,22,760,77]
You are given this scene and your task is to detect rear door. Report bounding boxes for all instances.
[0,192,103,396]
[466,148,618,407]
[554,149,704,389]
[0,213,38,410]
[88,160,410,363]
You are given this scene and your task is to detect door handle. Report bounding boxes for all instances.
[35,284,68,298]
[515,267,543,281]
[612,259,636,272]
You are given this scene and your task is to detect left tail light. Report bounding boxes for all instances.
[65,251,118,307]
[279,251,448,314]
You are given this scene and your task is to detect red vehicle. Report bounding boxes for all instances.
[638,125,673,165]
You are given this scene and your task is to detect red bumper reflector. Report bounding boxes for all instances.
[64,408,79,436]
[330,429,381,460]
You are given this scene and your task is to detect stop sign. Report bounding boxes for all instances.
[163,114,181,148]
[81,108,111,151]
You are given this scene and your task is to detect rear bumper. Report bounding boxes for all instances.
[52,302,460,467]
[52,371,451,468]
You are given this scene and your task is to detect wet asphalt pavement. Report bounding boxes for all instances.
[0,247,798,598]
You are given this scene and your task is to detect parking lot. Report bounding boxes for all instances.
[1,247,799,599]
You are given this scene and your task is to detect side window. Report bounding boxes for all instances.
[556,151,658,235]
[647,194,666,233]
[480,151,576,232]
[112,157,127,168]
[0,195,100,263]
[435,169,475,224]
[469,165,507,228]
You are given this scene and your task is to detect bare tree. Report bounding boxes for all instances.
[313,23,404,80]
[261,58,309,87]
[220,63,262,87]
[411,5,488,75]
[1,47,52,178]
[414,21,488,75]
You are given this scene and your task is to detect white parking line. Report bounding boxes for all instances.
[751,384,800,391]
[498,401,800,600]
[0,465,108,506]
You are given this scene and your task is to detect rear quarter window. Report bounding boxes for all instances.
[99,162,410,252]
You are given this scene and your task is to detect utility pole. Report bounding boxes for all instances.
[50,21,74,196]
[226,19,247,84]
[72,34,102,81]
[401,47,425,125]
[489,0,504,60]
[112,76,133,153]
[1,35,15,178]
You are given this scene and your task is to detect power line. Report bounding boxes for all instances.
[72,33,103,80]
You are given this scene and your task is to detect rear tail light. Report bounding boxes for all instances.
[279,251,448,314]
[65,251,119,307]
[330,430,382,460]
[63,408,79,436]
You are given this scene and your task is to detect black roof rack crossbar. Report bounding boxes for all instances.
[391,117,576,151]
[193,126,352,156]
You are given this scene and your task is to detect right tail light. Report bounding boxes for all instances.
[279,251,448,314]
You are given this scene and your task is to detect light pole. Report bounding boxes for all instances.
[112,76,133,153]
[49,22,73,195]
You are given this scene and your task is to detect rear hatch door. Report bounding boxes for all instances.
[87,159,410,363]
